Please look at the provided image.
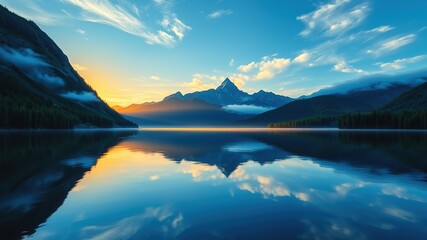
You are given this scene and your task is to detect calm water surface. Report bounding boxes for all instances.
[1,129,427,240]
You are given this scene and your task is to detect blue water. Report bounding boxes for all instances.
[1,129,427,239]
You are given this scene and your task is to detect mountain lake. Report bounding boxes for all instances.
[1,128,427,240]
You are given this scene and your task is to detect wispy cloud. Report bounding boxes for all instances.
[153,0,166,5]
[367,25,394,33]
[377,55,425,70]
[297,0,369,37]
[82,206,187,239]
[160,16,191,41]
[2,0,68,25]
[292,25,400,73]
[64,0,190,47]
[367,34,416,56]
[207,9,233,19]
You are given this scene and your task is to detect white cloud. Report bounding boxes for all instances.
[238,56,291,80]
[61,91,100,102]
[222,104,274,115]
[229,73,249,88]
[293,52,310,63]
[181,161,224,182]
[378,55,425,71]
[367,34,416,56]
[256,56,291,80]
[297,0,369,36]
[238,61,257,73]
[333,60,365,73]
[64,0,190,47]
[182,77,215,91]
[295,192,310,202]
[207,9,233,19]
[0,47,49,68]
[0,46,65,87]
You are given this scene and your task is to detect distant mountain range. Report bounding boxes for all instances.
[117,72,427,128]
[0,6,136,128]
[336,81,427,129]
[243,82,421,126]
[114,78,294,126]
[115,96,252,126]
[178,78,293,107]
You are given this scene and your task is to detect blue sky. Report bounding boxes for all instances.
[1,0,427,106]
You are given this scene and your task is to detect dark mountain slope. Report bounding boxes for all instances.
[338,81,427,129]
[0,6,136,128]
[243,84,414,126]
[382,81,427,112]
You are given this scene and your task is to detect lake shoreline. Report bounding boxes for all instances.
[2,127,427,133]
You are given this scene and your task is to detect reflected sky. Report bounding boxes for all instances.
[1,130,427,239]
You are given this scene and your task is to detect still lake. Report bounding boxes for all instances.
[1,129,427,240]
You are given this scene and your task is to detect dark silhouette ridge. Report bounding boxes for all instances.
[0,130,137,239]
[0,6,136,128]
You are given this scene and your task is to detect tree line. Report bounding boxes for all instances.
[268,115,338,128]
[268,111,427,129]
[338,111,427,129]
[0,94,123,129]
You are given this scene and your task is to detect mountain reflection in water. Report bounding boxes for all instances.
[1,129,427,240]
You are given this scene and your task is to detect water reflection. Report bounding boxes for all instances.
[1,130,426,239]
[0,130,136,239]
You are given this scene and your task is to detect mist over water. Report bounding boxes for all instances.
[1,129,427,240]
